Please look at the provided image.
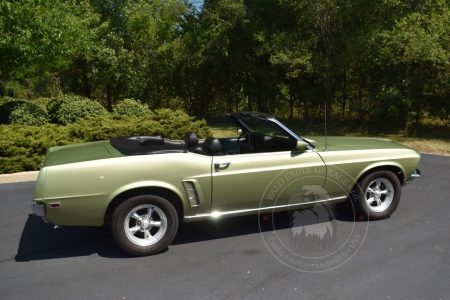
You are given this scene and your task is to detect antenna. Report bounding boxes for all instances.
[324,101,328,151]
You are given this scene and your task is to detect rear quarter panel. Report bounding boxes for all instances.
[39,153,212,226]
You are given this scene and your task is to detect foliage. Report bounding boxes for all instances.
[371,85,412,130]
[0,100,48,126]
[113,99,151,117]
[0,0,99,97]
[0,109,212,174]
[1,0,450,128]
[0,124,78,173]
[70,109,212,141]
[47,95,108,125]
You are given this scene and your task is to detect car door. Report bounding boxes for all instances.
[211,150,326,215]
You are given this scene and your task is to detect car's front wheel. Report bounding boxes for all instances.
[355,171,402,220]
[112,195,178,256]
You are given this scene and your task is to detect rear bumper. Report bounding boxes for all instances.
[31,203,45,217]
[31,203,48,223]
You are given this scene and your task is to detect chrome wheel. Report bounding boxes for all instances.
[365,178,394,213]
[124,204,168,247]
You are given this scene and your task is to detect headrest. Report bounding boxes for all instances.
[184,132,199,147]
[203,137,222,155]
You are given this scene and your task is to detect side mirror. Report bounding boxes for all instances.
[295,141,309,152]
[237,128,242,135]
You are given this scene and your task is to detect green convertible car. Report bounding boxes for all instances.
[31,112,421,256]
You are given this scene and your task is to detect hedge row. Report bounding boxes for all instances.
[0,109,212,174]
[0,97,152,126]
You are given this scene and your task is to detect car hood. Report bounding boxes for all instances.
[303,136,413,152]
[42,141,124,168]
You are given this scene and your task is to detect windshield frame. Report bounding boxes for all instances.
[226,111,313,150]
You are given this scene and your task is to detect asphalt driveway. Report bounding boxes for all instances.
[0,154,449,299]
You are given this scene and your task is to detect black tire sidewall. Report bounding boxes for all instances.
[356,171,401,220]
[112,195,178,256]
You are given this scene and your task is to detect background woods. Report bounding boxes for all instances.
[1,0,450,132]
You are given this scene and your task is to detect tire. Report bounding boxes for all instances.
[354,171,401,220]
[112,195,178,256]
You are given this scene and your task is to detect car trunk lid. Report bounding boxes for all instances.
[42,141,124,168]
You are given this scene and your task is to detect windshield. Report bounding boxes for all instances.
[237,116,288,137]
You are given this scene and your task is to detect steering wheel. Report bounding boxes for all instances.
[235,131,253,154]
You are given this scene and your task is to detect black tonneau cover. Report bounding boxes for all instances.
[110,135,186,155]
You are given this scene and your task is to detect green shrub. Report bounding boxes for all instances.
[113,99,151,117]
[0,124,81,173]
[47,95,107,125]
[0,96,15,106]
[57,99,107,125]
[0,108,212,174]
[69,109,212,141]
[46,98,66,123]
[0,99,49,126]
[33,97,53,110]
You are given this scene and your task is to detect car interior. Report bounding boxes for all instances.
[183,131,295,156]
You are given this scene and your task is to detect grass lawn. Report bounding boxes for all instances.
[206,118,450,156]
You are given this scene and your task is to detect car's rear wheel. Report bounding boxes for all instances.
[112,195,178,256]
[355,171,401,220]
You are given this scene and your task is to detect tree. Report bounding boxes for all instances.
[0,0,98,97]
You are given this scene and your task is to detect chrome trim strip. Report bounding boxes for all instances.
[269,118,302,141]
[185,196,347,219]
[43,193,105,201]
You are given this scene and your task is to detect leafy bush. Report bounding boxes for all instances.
[33,97,53,110]
[113,99,151,117]
[0,96,16,106]
[47,95,108,125]
[46,98,65,123]
[69,109,212,141]
[0,100,49,126]
[0,109,212,174]
[0,124,81,173]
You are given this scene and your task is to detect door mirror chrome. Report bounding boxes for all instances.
[295,141,309,152]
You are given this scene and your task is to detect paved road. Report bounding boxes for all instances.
[0,154,449,299]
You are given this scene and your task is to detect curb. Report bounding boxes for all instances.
[0,171,39,184]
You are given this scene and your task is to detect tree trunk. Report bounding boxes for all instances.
[0,69,5,98]
[246,72,252,111]
[359,82,363,124]
[257,79,263,112]
[289,81,294,121]
[342,63,347,121]
[106,83,113,112]
[83,59,91,99]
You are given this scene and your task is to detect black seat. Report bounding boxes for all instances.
[184,132,204,154]
[203,137,223,156]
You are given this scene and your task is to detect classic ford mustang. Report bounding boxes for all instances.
[31,112,421,256]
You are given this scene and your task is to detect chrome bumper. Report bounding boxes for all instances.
[406,169,421,184]
[411,169,421,179]
[31,203,45,217]
[31,203,48,223]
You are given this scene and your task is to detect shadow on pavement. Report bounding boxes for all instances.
[16,204,357,261]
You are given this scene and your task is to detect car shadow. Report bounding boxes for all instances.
[16,204,360,261]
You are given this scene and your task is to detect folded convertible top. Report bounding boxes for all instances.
[110,135,186,155]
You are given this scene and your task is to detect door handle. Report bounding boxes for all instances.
[214,162,231,170]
